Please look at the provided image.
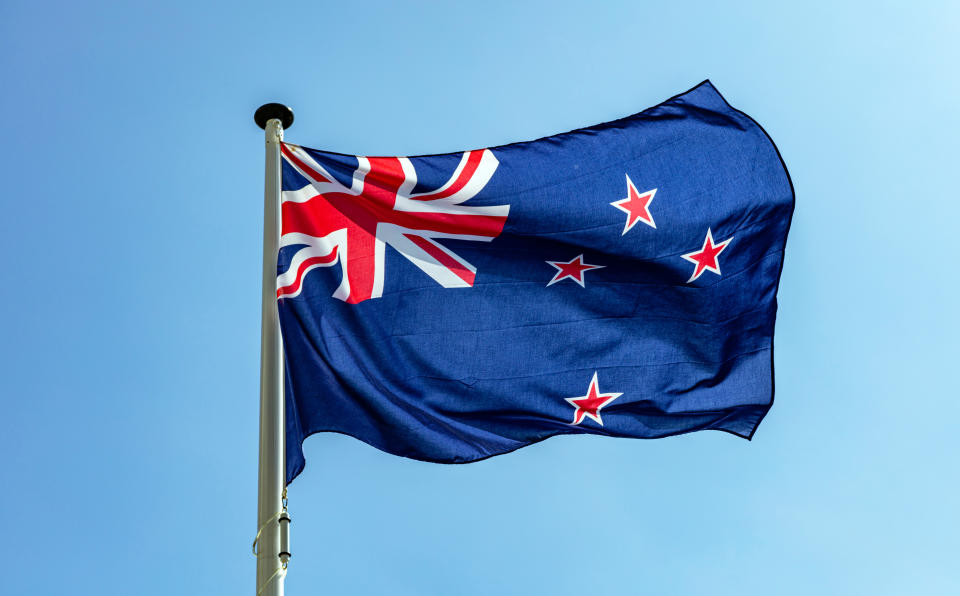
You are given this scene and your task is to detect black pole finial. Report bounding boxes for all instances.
[254,103,294,130]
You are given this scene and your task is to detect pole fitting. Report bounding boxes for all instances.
[255,103,294,130]
[278,512,291,565]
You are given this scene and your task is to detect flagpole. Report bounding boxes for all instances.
[254,103,294,596]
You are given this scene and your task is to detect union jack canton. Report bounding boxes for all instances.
[279,147,508,303]
[278,81,794,484]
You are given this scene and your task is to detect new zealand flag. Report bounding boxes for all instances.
[278,81,794,483]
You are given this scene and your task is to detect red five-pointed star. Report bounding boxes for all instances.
[546,255,605,287]
[681,228,733,283]
[610,174,657,234]
[565,372,623,426]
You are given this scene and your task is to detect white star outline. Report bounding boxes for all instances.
[610,174,657,235]
[680,227,733,283]
[545,254,605,288]
[564,371,624,426]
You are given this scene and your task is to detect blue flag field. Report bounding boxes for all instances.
[277,81,794,483]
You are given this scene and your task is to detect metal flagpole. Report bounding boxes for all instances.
[254,103,294,596]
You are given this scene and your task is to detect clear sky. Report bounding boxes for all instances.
[2,0,958,594]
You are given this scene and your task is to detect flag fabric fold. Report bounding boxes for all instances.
[277,80,794,484]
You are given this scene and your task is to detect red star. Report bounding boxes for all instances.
[546,255,605,287]
[610,174,656,234]
[681,228,733,282]
[565,372,623,426]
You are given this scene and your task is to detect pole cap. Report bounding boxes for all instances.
[254,103,294,130]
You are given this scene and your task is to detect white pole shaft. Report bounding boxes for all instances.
[256,118,285,596]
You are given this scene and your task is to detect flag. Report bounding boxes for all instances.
[278,81,794,483]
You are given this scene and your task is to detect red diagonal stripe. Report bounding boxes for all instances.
[277,247,339,298]
[410,151,485,201]
[404,234,475,286]
[281,144,331,184]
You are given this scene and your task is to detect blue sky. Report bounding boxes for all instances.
[2,0,958,594]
